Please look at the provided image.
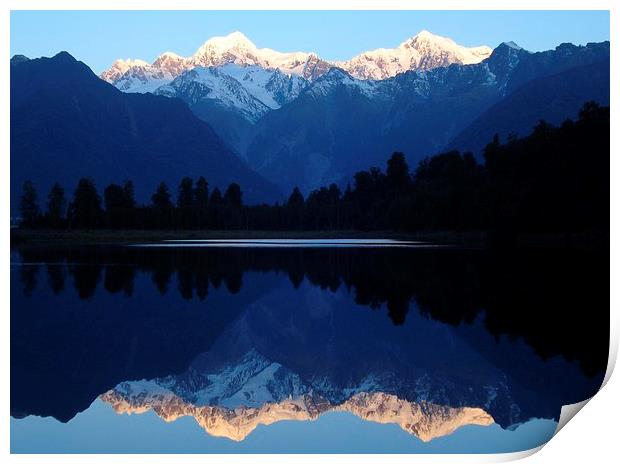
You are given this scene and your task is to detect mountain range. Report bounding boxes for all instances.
[101,356,495,442]
[100,30,493,91]
[245,41,609,193]
[10,30,610,207]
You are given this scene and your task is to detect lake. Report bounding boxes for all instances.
[10,240,608,453]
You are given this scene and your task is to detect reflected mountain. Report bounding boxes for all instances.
[102,383,493,442]
[11,244,608,434]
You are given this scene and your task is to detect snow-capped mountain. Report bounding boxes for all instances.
[100,58,150,83]
[306,67,382,99]
[336,30,492,80]
[107,61,177,93]
[100,31,330,93]
[156,64,308,123]
[188,31,328,80]
[100,30,491,93]
[97,30,493,141]
[100,349,494,442]
[102,388,493,442]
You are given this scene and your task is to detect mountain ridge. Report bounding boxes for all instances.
[100,30,492,92]
[102,385,494,442]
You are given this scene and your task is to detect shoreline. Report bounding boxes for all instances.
[10,229,486,246]
[10,229,608,251]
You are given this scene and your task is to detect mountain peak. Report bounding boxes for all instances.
[409,29,446,44]
[339,30,492,79]
[159,51,183,59]
[414,29,434,38]
[11,54,30,64]
[196,31,256,54]
[324,67,351,79]
[501,41,523,50]
[404,30,462,49]
[114,58,149,67]
[100,58,151,83]
[486,41,528,62]
[52,51,77,62]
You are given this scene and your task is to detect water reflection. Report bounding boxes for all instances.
[102,386,494,442]
[10,243,608,450]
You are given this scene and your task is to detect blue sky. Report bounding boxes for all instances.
[10,10,610,74]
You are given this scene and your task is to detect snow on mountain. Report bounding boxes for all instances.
[98,348,496,442]
[101,377,493,442]
[99,58,150,83]
[338,392,494,442]
[336,30,492,80]
[151,51,189,76]
[112,64,177,93]
[100,31,327,93]
[187,31,324,79]
[156,64,309,123]
[100,30,492,95]
[305,67,382,100]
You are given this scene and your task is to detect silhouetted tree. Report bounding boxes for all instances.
[44,183,66,228]
[122,180,137,228]
[19,180,41,227]
[210,188,223,205]
[104,265,135,296]
[177,177,195,229]
[67,178,102,229]
[104,184,127,228]
[178,269,194,300]
[327,183,341,229]
[287,187,304,208]
[123,181,136,208]
[151,182,174,229]
[416,150,483,230]
[195,270,209,300]
[194,176,209,229]
[177,177,194,208]
[224,183,243,208]
[20,264,39,296]
[68,263,102,299]
[209,188,223,229]
[46,263,66,294]
[152,266,173,295]
[386,152,412,195]
[222,183,244,229]
[286,187,305,230]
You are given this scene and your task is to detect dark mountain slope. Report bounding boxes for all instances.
[505,41,610,95]
[448,59,610,154]
[10,52,280,212]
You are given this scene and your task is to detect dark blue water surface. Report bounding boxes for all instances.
[10,241,608,453]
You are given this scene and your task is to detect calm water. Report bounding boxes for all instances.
[10,241,608,453]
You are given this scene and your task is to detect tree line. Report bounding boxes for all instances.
[18,102,609,236]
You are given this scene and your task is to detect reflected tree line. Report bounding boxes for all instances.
[18,103,609,237]
[16,245,609,377]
